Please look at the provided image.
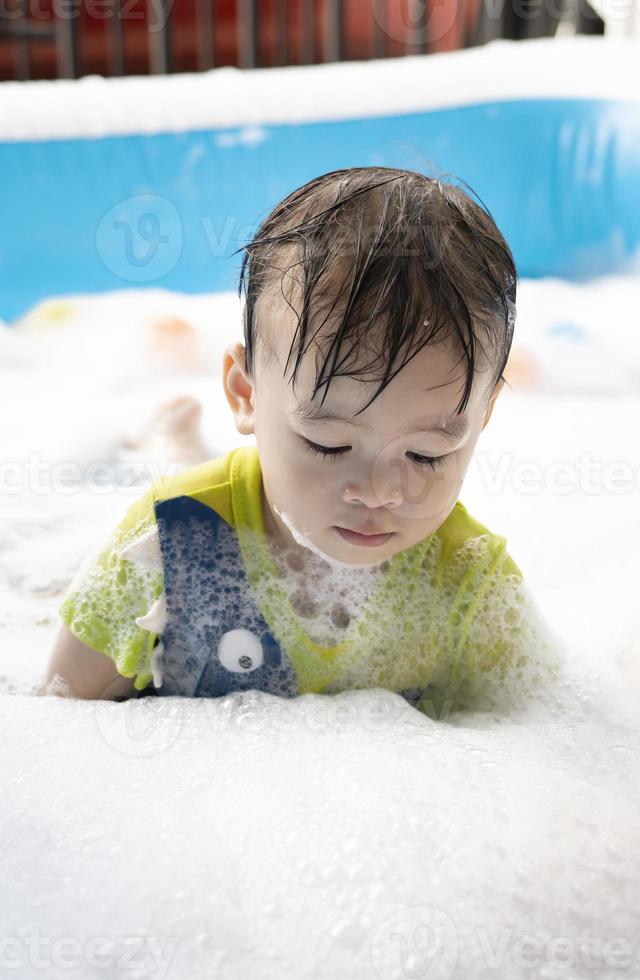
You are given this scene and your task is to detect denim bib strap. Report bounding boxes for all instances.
[153,495,298,699]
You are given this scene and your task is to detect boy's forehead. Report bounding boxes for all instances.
[262,338,490,426]
[256,285,405,378]
[255,281,494,418]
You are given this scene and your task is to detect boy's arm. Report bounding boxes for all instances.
[419,539,566,718]
[39,486,164,700]
[457,544,566,714]
[39,624,140,700]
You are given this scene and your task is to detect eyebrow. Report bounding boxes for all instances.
[293,403,470,439]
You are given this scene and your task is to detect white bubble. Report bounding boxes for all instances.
[273,504,356,569]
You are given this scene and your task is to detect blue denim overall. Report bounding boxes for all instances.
[150,495,298,699]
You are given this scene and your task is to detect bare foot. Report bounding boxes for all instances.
[122,395,210,468]
[146,315,201,373]
[148,395,203,437]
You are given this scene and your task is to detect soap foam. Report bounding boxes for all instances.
[59,500,601,728]
[59,512,165,690]
[273,504,389,570]
[239,521,574,720]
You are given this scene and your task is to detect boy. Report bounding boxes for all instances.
[41,167,563,717]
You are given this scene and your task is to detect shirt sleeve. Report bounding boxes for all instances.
[57,485,164,692]
[417,538,567,719]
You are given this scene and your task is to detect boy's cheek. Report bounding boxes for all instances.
[405,479,456,527]
[266,456,325,505]
[287,464,328,505]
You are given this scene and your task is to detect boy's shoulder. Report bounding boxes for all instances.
[152,451,232,505]
[148,444,259,530]
[433,501,522,580]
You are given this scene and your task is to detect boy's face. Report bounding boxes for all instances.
[223,314,504,568]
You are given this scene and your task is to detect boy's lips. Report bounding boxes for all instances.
[340,525,391,535]
[333,526,395,547]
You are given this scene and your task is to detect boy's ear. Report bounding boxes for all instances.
[481,377,505,431]
[222,341,256,436]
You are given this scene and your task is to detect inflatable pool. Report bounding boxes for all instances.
[0,35,639,323]
[1,36,640,980]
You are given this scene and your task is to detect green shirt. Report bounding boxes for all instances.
[58,445,562,716]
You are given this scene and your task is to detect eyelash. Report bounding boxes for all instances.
[302,439,448,471]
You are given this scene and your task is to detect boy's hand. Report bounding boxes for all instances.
[39,624,140,701]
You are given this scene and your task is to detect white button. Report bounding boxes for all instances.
[218,629,264,673]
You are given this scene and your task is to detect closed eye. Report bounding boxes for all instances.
[302,439,448,471]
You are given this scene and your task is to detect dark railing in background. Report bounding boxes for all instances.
[0,0,603,82]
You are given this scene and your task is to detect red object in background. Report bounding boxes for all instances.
[0,0,481,81]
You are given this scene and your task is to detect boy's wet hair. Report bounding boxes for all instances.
[235,166,517,416]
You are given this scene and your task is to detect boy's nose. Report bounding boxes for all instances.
[342,479,402,510]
